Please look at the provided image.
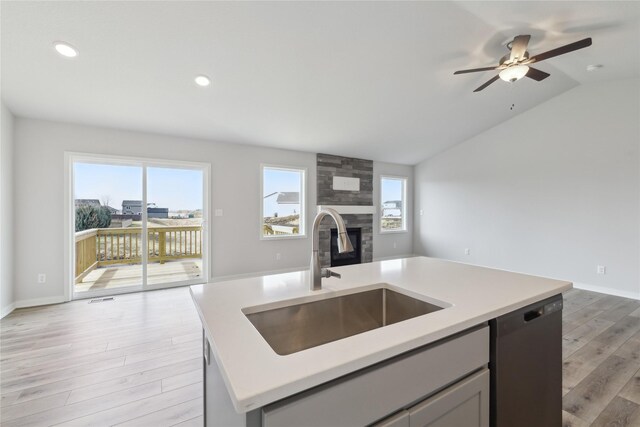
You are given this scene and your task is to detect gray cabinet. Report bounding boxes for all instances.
[261,326,489,427]
[204,326,489,427]
[373,369,489,427]
[203,332,256,427]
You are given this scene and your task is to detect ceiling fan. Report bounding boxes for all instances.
[454,35,592,92]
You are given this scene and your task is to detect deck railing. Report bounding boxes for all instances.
[74,226,203,283]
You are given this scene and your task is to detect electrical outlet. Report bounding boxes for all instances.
[419,209,424,216]
[393,241,397,249]
[214,209,223,217]
[597,265,606,275]
[465,248,471,255]
[276,253,281,261]
[37,273,46,284]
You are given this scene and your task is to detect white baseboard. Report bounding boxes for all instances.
[1,302,16,319]
[14,295,66,309]
[573,282,640,300]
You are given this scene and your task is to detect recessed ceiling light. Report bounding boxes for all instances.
[586,64,604,72]
[194,75,211,87]
[53,42,78,58]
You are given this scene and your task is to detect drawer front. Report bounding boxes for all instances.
[262,326,489,427]
[408,369,489,427]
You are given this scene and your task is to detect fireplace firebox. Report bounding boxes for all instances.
[330,227,362,267]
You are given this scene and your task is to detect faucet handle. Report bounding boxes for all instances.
[321,268,341,279]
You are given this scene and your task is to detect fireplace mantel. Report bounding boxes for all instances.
[317,205,376,215]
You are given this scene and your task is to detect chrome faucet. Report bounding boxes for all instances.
[310,208,354,291]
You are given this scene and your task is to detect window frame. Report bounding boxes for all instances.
[259,164,307,240]
[379,175,408,234]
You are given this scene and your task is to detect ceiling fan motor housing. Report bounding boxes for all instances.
[499,51,529,66]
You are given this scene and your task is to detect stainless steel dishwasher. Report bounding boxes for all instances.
[489,293,563,427]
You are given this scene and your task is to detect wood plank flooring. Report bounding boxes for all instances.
[0,287,203,426]
[1,286,639,426]
[562,288,640,427]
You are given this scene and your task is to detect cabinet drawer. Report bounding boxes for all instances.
[262,325,489,427]
[408,369,489,427]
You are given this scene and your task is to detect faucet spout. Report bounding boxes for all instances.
[310,208,354,291]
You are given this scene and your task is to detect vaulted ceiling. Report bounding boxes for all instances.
[2,1,638,164]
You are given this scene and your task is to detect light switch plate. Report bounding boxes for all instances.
[333,176,360,191]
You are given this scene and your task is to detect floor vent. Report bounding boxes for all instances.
[89,297,115,304]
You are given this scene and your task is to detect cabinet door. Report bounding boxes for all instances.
[408,369,489,427]
[203,331,250,427]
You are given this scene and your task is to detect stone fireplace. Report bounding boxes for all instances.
[317,153,374,267]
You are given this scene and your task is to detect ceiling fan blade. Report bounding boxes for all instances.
[529,37,592,63]
[473,75,500,92]
[454,66,498,75]
[509,35,531,62]
[525,67,550,81]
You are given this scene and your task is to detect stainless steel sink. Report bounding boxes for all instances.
[244,288,445,355]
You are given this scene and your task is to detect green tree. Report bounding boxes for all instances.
[75,205,112,232]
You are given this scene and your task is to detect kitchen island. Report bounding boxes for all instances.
[190,256,571,427]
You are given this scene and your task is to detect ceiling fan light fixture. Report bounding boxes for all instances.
[499,65,529,83]
[53,41,78,58]
[194,75,211,87]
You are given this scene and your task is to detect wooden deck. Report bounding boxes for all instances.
[74,260,203,293]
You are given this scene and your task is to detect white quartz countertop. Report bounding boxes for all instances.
[189,256,572,413]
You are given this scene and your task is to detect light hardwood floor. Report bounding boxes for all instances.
[0,287,203,426]
[1,286,639,426]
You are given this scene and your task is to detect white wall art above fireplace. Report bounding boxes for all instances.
[333,176,360,191]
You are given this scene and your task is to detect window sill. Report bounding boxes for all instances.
[380,229,408,235]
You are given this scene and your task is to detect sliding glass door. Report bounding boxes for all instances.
[146,166,204,288]
[70,155,208,299]
[74,162,144,295]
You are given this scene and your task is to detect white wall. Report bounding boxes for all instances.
[414,78,640,299]
[1,103,15,317]
[13,118,409,305]
[373,162,414,260]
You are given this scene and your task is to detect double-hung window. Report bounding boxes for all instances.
[380,176,407,232]
[261,165,306,239]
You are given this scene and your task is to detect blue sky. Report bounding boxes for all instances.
[74,163,203,211]
[263,168,301,217]
[381,178,403,202]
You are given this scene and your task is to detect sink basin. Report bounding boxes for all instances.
[244,287,445,355]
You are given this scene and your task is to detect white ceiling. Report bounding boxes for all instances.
[2,1,639,165]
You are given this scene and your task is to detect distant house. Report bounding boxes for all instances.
[382,200,402,217]
[122,200,168,218]
[276,192,299,204]
[148,207,169,218]
[75,199,101,208]
[122,200,143,215]
[104,206,119,214]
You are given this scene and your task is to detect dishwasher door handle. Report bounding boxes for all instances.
[524,308,543,322]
